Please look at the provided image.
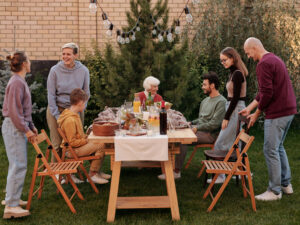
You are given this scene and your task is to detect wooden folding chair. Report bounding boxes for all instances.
[198,129,256,212]
[57,127,100,194]
[27,129,84,214]
[184,143,214,169]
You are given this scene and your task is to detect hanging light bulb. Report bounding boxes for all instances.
[152,26,157,35]
[116,30,122,43]
[121,33,126,44]
[184,7,193,23]
[136,23,140,32]
[167,30,173,42]
[106,23,114,37]
[130,31,136,41]
[192,0,200,4]
[158,31,164,42]
[89,0,97,13]
[175,20,181,35]
[125,33,130,44]
[102,13,111,29]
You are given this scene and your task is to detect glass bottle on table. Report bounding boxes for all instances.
[159,101,167,135]
[133,93,141,113]
[145,91,154,107]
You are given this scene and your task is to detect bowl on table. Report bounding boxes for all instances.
[92,121,119,136]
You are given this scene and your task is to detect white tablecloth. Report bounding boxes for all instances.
[114,135,168,161]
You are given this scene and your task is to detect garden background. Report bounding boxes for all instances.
[0,0,300,224]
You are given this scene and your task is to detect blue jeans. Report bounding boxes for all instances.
[2,117,28,207]
[264,115,294,194]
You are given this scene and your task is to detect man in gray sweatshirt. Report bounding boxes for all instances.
[47,43,90,162]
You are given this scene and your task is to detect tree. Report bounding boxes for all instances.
[84,0,198,124]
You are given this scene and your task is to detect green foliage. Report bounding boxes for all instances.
[84,0,200,123]
[190,0,300,105]
[0,59,11,127]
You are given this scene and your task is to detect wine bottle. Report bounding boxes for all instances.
[159,101,167,135]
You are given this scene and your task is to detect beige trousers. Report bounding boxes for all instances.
[72,142,105,172]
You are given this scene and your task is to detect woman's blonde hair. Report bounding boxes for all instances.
[143,76,160,91]
[221,47,248,76]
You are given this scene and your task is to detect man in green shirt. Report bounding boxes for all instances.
[158,72,226,180]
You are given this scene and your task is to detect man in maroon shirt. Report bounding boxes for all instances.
[240,37,297,201]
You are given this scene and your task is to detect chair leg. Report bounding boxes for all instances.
[65,174,84,200]
[247,173,256,211]
[197,164,206,178]
[207,175,232,212]
[79,164,99,194]
[185,147,197,169]
[203,174,219,199]
[51,175,77,214]
[26,158,39,210]
[241,175,247,198]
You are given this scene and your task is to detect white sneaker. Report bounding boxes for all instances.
[90,174,109,184]
[207,174,225,184]
[231,173,254,180]
[99,172,111,180]
[158,171,181,180]
[281,184,293,194]
[3,206,30,219]
[255,190,282,201]
[1,199,27,207]
[55,174,66,184]
[70,174,84,184]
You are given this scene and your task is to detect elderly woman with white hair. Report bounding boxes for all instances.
[138,76,163,106]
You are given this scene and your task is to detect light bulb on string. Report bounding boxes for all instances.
[89,0,97,13]
[152,26,157,35]
[175,20,181,34]
[184,7,193,23]
[121,33,126,44]
[158,31,164,42]
[136,23,140,32]
[116,30,122,43]
[102,13,111,29]
[130,31,136,41]
[106,23,114,37]
[167,30,173,42]
[125,33,130,44]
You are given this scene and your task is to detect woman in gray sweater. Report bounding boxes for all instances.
[46,43,90,170]
[2,51,37,219]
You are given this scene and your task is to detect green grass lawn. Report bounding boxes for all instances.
[0,128,299,225]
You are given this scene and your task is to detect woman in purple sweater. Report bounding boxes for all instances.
[2,51,37,219]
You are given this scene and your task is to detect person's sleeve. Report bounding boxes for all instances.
[196,100,226,131]
[224,71,244,120]
[62,119,88,148]
[83,68,90,100]
[47,68,60,120]
[257,63,274,111]
[7,82,30,133]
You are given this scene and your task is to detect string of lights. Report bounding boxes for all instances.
[88,0,199,44]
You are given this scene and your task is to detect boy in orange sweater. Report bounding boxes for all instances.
[57,88,110,184]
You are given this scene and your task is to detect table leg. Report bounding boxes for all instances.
[164,159,180,220]
[107,161,121,223]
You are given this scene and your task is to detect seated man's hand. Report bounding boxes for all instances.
[192,127,197,134]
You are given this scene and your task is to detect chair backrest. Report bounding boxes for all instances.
[57,127,79,161]
[224,129,255,164]
[31,129,63,164]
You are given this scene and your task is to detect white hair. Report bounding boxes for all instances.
[61,42,79,54]
[143,76,160,91]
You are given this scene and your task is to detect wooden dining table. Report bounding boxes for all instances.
[88,128,197,222]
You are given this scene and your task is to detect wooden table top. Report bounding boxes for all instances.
[88,128,197,145]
